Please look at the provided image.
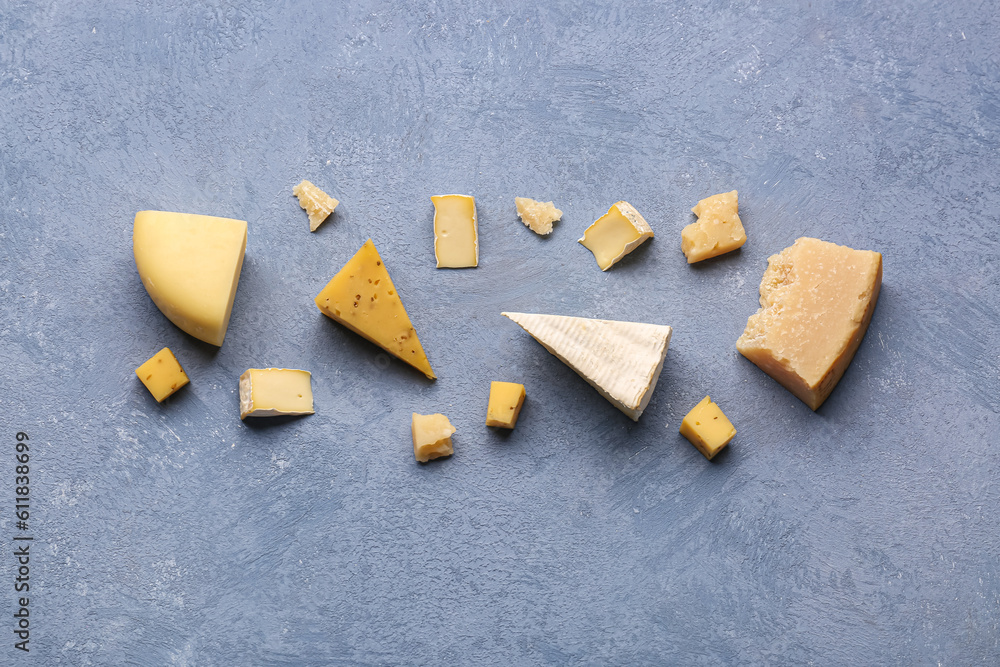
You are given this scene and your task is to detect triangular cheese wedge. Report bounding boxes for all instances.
[133,211,248,347]
[502,312,672,420]
[315,239,435,379]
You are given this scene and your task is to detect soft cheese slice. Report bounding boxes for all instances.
[515,197,562,235]
[135,347,189,402]
[502,312,672,421]
[579,201,654,270]
[315,239,435,379]
[239,368,314,419]
[682,190,746,263]
[412,412,456,462]
[432,194,478,268]
[133,211,247,346]
[293,180,339,232]
[736,237,882,410]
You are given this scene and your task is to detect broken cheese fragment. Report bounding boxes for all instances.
[682,190,746,263]
[579,201,653,270]
[736,237,883,410]
[515,197,562,235]
[486,381,526,429]
[293,180,339,232]
[412,412,456,462]
[135,347,189,402]
[432,194,478,268]
[239,368,314,420]
[680,396,736,460]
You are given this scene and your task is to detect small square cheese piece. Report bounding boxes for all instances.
[579,201,654,270]
[239,368,314,419]
[736,237,882,410]
[135,347,189,402]
[432,194,478,268]
[293,180,339,232]
[515,197,562,235]
[411,413,456,462]
[682,190,746,263]
[679,396,736,460]
[485,381,526,429]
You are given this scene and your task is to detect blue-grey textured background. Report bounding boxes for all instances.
[1,1,998,664]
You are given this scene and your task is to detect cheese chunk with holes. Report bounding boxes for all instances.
[682,190,746,263]
[412,413,456,462]
[239,368,314,420]
[133,211,247,346]
[503,312,671,421]
[736,237,882,410]
[432,194,478,268]
[515,197,562,235]
[135,347,189,402]
[293,180,339,232]
[315,239,435,379]
[579,201,654,270]
[680,396,736,460]
[486,381,526,429]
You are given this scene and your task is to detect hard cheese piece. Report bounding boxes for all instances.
[239,368,314,420]
[515,197,562,235]
[293,180,339,232]
[133,211,247,347]
[412,412,456,462]
[680,396,736,460]
[502,312,672,421]
[682,190,746,263]
[314,239,435,379]
[135,347,189,402]
[579,201,654,270]
[736,237,882,410]
[486,381,526,429]
[432,194,478,268]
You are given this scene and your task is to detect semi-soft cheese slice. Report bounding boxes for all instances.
[502,312,672,421]
[682,190,746,263]
[515,197,562,235]
[579,201,654,270]
[239,368,314,419]
[486,381,526,429]
[736,237,882,410]
[432,194,478,268]
[293,180,339,232]
[412,412,456,462]
[680,396,736,460]
[315,239,435,379]
[135,347,189,402]
[133,211,247,347]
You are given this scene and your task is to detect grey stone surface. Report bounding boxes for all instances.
[1,1,998,664]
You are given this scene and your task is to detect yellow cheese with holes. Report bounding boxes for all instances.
[682,190,746,263]
[133,211,247,347]
[680,396,736,460]
[135,347,189,402]
[432,194,478,268]
[293,180,339,231]
[579,201,654,270]
[736,237,882,410]
[412,412,456,462]
[515,197,562,235]
[315,239,435,379]
[239,368,314,420]
[486,381,526,428]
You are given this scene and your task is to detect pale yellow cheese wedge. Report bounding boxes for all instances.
[682,190,746,263]
[680,396,736,460]
[736,237,882,410]
[133,211,247,347]
[579,201,654,270]
[412,412,456,462]
[515,197,562,235]
[135,347,189,402]
[432,194,478,268]
[485,381,526,429]
[293,180,339,232]
[239,368,314,420]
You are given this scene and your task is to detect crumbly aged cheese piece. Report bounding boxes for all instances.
[133,211,247,347]
[736,237,883,410]
[293,180,339,232]
[515,197,562,235]
[315,239,435,379]
[239,368,314,420]
[135,347,189,402]
[432,194,478,268]
[502,312,672,421]
[682,190,746,263]
[486,381,526,429]
[579,201,654,270]
[412,412,456,462]
[680,396,736,460]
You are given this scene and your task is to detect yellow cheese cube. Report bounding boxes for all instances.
[679,396,736,460]
[239,368,314,420]
[411,413,456,462]
[515,197,562,235]
[293,179,339,232]
[681,190,746,263]
[135,347,189,402]
[485,381,526,429]
[432,194,478,268]
[579,201,654,270]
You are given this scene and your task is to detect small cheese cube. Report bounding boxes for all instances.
[515,197,562,235]
[579,201,654,270]
[432,194,478,268]
[679,396,736,460]
[681,190,746,263]
[239,368,314,419]
[485,381,526,429]
[135,347,189,402]
[411,413,456,462]
[293,180,339,232]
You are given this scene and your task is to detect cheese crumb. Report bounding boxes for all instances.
[681,190,746,263]
[515,197,562,235]
[411,413,456,462]
[293,180,339,232]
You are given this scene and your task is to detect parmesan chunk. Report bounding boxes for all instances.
[515,197,562,235]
